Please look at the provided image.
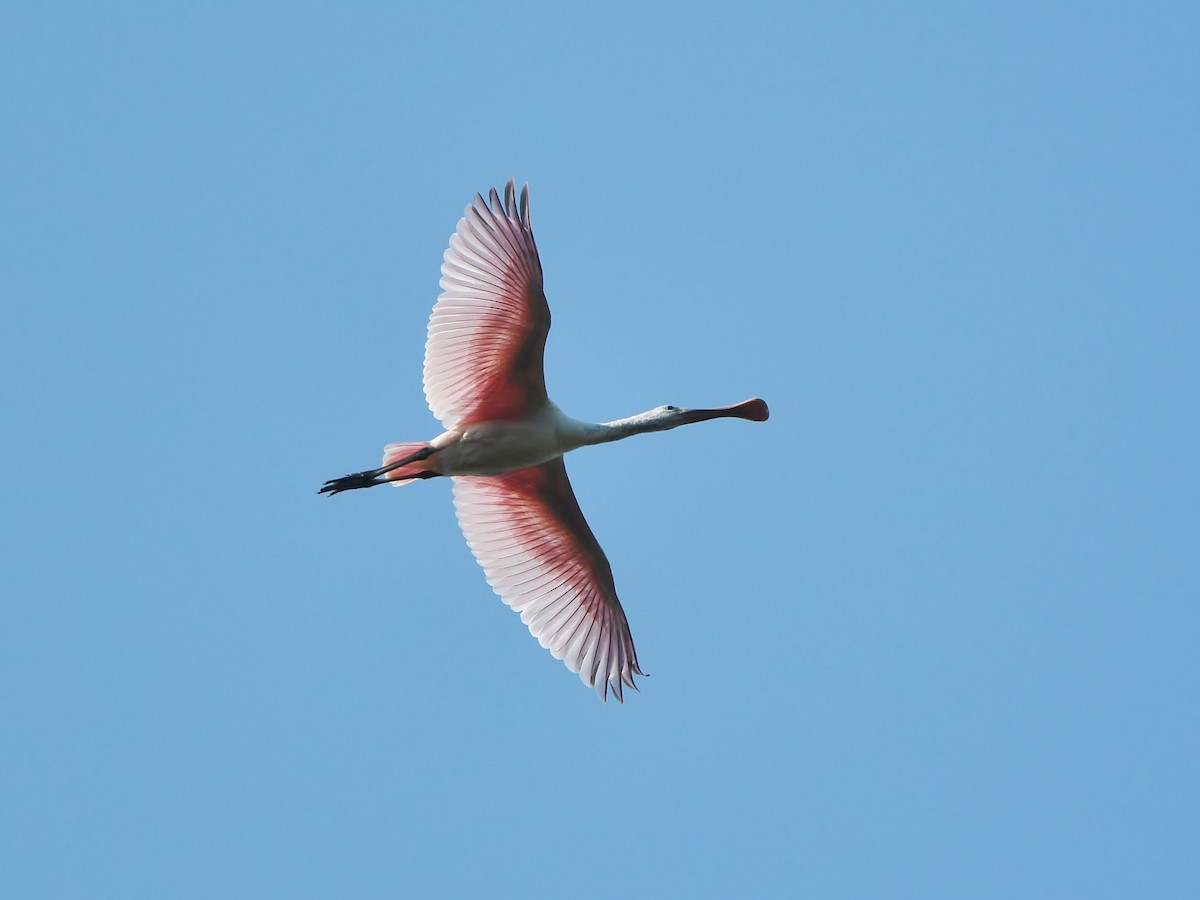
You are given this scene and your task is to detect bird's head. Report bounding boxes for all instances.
[644,397,770,431]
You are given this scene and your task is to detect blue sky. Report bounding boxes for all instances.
[2,2,1197,897]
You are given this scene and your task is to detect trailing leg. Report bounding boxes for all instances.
[319,442,439,496]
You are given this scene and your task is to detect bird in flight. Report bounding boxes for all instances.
[321,182,768,701]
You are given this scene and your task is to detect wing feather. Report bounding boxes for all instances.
[452,459,644,702]
[424,181,549,428]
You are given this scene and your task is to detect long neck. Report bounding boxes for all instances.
[569,411,665,448]
[560,398,769,451]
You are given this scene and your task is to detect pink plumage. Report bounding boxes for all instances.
[453,460,641,702]
[425,184,548,428]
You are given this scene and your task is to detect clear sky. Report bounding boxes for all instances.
[3,2,1197,897]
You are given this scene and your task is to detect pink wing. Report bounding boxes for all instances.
[424,181,550,429]
[452,459,644,702]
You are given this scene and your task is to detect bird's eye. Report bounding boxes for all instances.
[664,405,678,412]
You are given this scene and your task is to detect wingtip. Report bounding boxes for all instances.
[472,180,532,230]
[594,661,645,704]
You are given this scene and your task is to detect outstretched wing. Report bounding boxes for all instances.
[424,181,549,429]
[452,459,644,702]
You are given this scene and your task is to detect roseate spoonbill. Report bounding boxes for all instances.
[321,181,768,701]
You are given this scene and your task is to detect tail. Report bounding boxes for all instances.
[380,442,436,486]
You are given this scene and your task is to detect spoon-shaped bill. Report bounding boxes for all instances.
[679,398,769,424]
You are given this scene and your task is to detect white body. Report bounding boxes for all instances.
[430,405,589,476]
